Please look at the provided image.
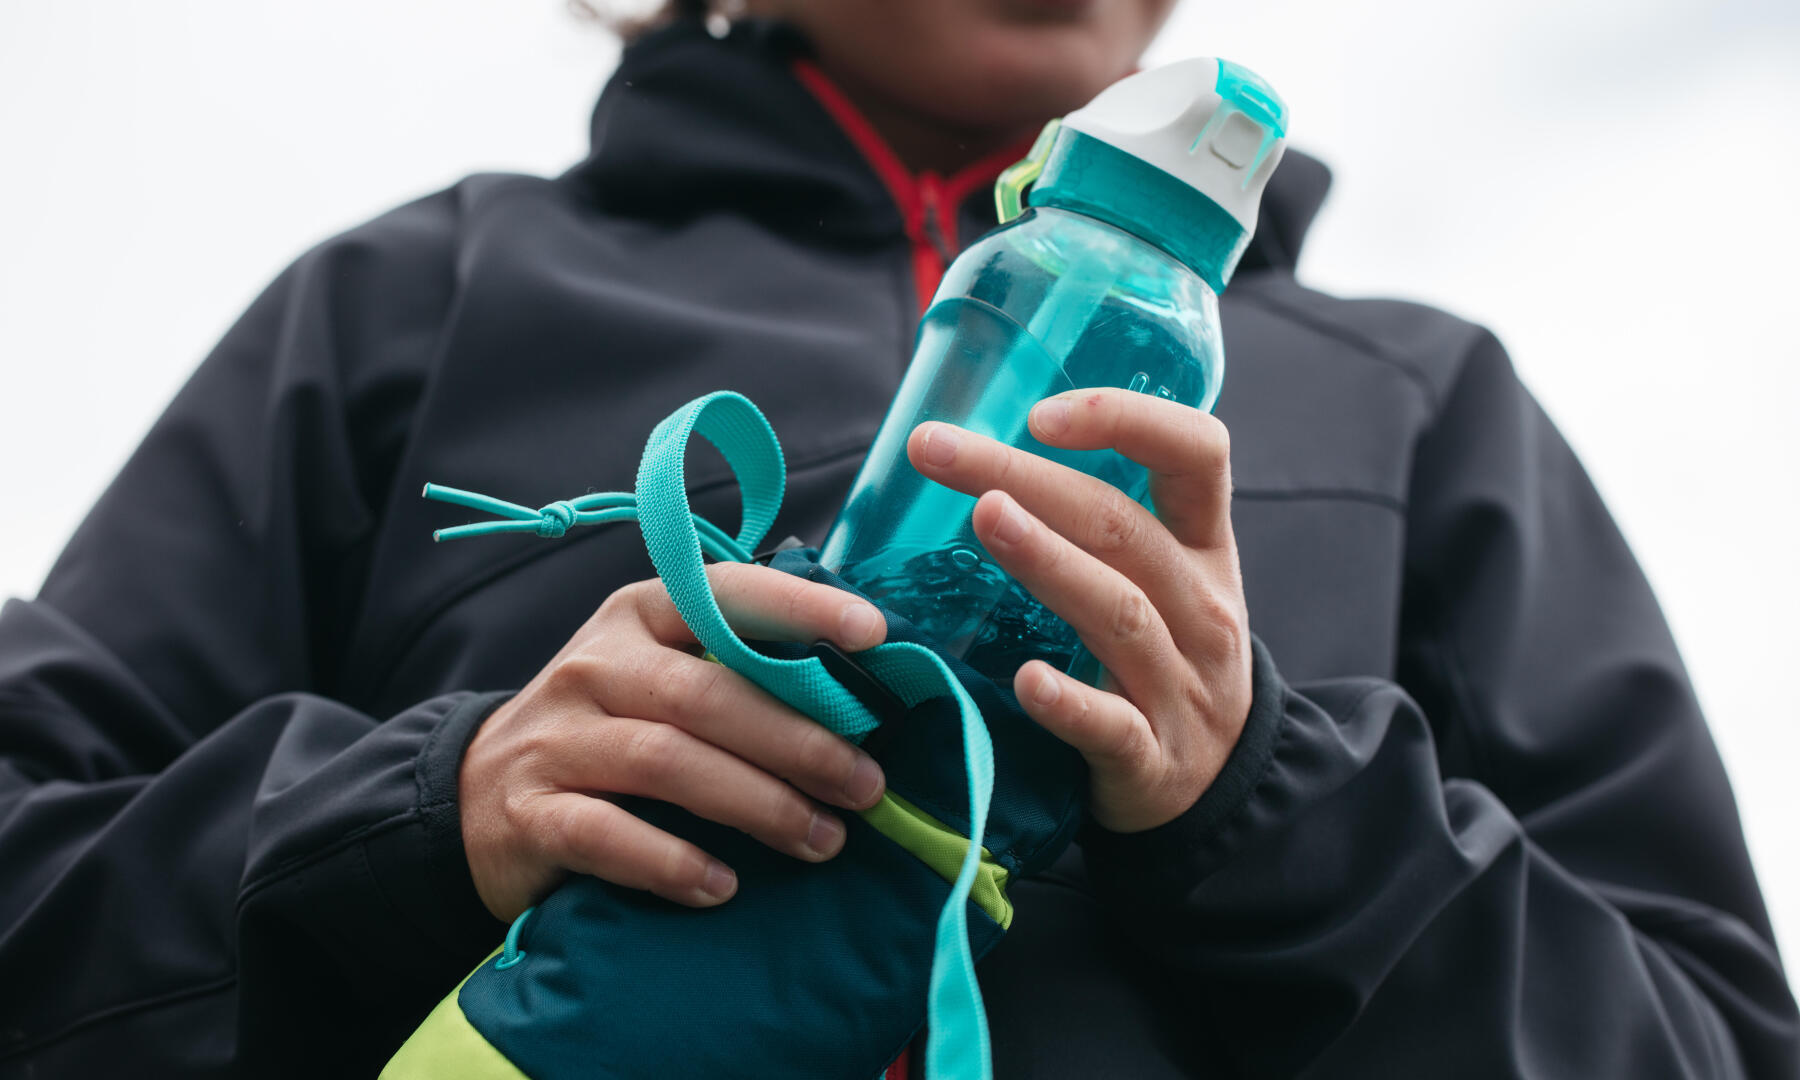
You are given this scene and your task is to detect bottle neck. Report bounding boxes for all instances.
[1029,130,1249,295]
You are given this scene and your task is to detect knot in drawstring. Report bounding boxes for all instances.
[536,501,577,538]
[419,482,758,562]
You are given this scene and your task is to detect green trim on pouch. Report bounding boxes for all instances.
[380,949,527,1080]
[863,791,1013,930]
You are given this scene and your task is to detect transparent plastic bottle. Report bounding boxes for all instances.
[820,58,1288,686]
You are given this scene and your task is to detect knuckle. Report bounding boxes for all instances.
[661,844,709,894]
[1204,413,1231,456]
[1089,499,1139,556]
[544,654,606,699]
[706,560,758,600]
[601,580,651,619]
[764,784,811,840]
[541,799,598,861]
[1192,415,1232,476]
[595,586,629,621]
[1187,583,1249,651]
[1196,590,1246,636]
[782,578,813,631]
[1081,391,1118,436]
[792,723,852,785]
[1105,715,1151,772]
[1108,586,1155,645]
[502,788,542,839]
[987,441,1019,486]
[511,722,564,774]
[674,658,730,720]
[621,722,683,782]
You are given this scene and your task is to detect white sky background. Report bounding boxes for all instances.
[1,0,1796,968]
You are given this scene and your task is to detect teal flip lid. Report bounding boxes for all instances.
[1024,58,1288,293]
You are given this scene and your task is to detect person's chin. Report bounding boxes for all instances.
[955,27,1135,120]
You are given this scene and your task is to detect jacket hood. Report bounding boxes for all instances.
[568,16,1331,278]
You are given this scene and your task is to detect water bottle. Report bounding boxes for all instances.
[820,58,1288,686]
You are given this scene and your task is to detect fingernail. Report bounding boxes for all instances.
[921,424,961,467]
[843,754,885,806]
[990,497,1028,547]
[702,862,738,901]
[1033,398,1071,437]
[1032,665,1061,707]
[838,603,880,650]
[806,813,846,859]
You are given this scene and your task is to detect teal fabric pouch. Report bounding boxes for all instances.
[382,393,1086,1080]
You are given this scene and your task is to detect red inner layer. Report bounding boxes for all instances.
[792,59,1034,315]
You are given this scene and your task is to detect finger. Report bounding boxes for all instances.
[1028,388,1233,550]
[553,716,849,865]
[1014,659,1153,780]
[533,791,739,908]
[599,646,886,810]
[908,421,1186,594]
[971,489,1184,706]
[627,562,886,652]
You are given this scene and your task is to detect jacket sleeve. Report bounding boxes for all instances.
[0,189,507,1075]
[1080,331,1800,1077]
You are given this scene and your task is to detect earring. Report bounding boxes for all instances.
[706,0,746,38]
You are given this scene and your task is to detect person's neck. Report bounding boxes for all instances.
[816,62,1039,177]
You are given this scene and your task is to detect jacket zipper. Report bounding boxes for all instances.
[917,174,955,274]
[791,59,1033,317]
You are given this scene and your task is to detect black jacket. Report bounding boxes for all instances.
[1,18,1794,1079]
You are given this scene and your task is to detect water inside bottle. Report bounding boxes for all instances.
[830,296,1170,684]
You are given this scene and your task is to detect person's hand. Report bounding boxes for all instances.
[907,388,1253,834]
[459,564,889,921]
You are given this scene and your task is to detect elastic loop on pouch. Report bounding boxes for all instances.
[495,906,536,971]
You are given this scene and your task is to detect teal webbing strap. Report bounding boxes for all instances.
[856,645,995,1080]
[633,393,879,743]
[424,391,996,1080]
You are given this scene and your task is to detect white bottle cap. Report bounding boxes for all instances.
[1061,58,1289,236]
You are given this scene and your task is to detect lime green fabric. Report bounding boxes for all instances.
[863,792,1012,931]
[380,950,526,1080]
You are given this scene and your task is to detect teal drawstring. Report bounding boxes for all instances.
[422,484,755,563]
[423,392,996,1080]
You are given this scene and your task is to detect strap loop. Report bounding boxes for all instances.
[634,392,880,743]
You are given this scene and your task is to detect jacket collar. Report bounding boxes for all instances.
[568,16,1329,278]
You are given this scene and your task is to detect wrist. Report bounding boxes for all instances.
[421,690,515,926]
[1079,637,1285,901]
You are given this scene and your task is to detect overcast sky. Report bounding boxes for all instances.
[1,1,1796,963]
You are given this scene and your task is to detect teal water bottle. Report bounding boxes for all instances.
[820,58,1288,686]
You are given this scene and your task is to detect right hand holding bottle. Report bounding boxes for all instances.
[458,563,889,921]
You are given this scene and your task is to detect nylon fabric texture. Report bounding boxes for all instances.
[634,391,999,1078]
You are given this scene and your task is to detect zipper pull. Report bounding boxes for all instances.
[917,174,954,265]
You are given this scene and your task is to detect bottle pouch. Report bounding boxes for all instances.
[382,393,1085,1080]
